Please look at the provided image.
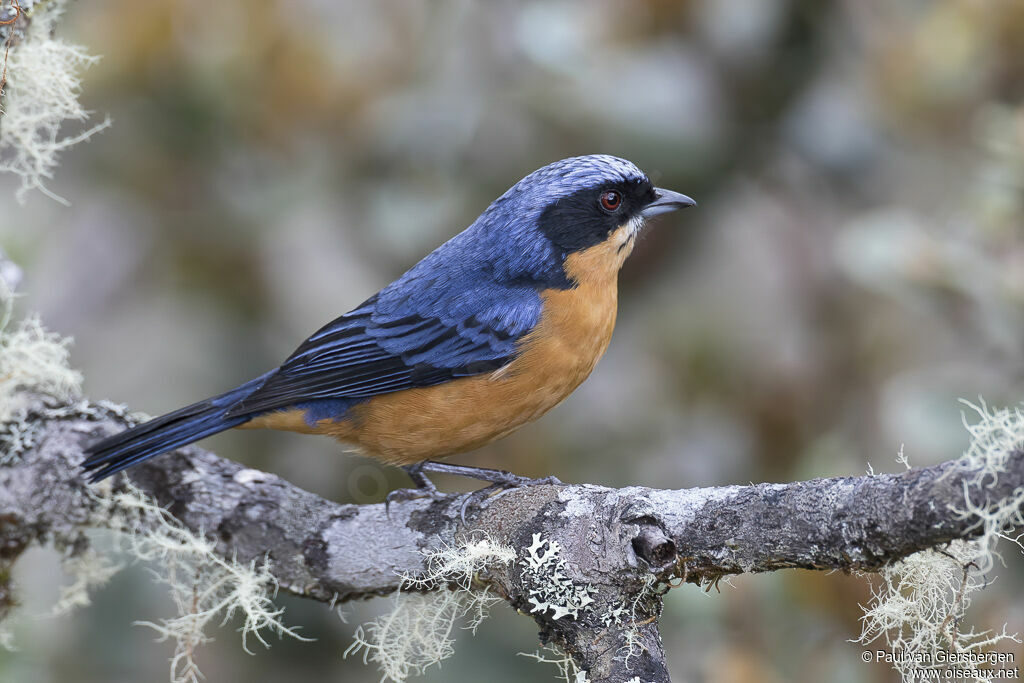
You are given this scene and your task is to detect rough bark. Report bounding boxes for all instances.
[2,396,1021,681]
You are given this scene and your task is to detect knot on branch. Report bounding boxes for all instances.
[629,518,678,571]
[474,489,681,682]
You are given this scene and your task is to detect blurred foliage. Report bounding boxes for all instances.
[1,0,1022,681]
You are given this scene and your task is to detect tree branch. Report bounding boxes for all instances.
[1,395,1021,682]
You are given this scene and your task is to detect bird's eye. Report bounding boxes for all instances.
[599,190,622,212]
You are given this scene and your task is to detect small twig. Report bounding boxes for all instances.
[938,560,977,649]
[0,0,21,104]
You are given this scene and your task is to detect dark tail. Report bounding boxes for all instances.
[82,373,272,482]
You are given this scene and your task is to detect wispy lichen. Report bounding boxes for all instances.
[346,536,514,682]
[950,400,1024,573]
[856,401,1024,682]
[0,281,303,683]
[519,645,590,683]
[100,483,310,683]
[0,0,110,203]
[0,279,82,422]
[52,545,123,616]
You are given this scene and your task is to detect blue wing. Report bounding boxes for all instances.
[225,276,543,417]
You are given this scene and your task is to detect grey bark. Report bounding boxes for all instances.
[1,396,1021,682]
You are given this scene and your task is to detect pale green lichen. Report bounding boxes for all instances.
[950,400,1024,574]
[102,483,310,683]
[0,278,82,423]
[520,533,596,621]
[519,645,590,683]
[0,0,110,203]
[51,545,123,616]
[0,283,302,682]
[346,536,515,682]
[856,401,1024,682]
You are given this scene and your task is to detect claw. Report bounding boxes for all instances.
[458,484,505,525]
[385,463,445,517]
[385,485,446,517]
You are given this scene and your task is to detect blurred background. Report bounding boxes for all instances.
[2,0,1023,681]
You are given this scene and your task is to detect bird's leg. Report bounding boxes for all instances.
[402,462,439,492]
[384,462,444,513]
[414,460,562,488]
[413,460,563,523]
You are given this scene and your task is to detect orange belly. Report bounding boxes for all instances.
[244,225,635,465]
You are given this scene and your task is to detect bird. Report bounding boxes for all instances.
[82,155,695,497]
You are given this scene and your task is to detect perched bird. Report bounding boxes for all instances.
[82,155,695,494]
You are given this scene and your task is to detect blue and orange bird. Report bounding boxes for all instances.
[82,155,695,496]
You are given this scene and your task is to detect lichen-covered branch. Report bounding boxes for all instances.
[2,395,1021,682]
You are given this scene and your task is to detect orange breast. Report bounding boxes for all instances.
[246,224,637,465]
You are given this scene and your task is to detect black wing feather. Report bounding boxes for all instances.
[225,309,529,417]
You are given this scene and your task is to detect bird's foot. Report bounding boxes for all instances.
[389,461,562,524]
[385,463,447,515]
[456,474,562,525]
[413,460,563,488]
[406,461,562,524]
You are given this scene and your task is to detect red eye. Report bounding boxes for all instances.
[600,190,622,211]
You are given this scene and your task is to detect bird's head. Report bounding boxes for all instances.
[473,155,695,287]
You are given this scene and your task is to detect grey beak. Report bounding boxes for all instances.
[641,188,697,218]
